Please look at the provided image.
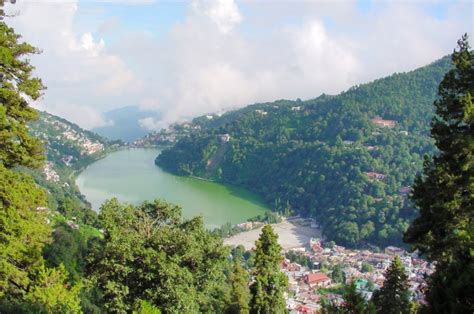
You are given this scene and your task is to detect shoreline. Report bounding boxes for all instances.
[224,219,322,250]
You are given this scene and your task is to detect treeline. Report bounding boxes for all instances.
[157,54,453,248]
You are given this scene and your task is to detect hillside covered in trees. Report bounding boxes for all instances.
[157,56,453,248]
[24,111,121,224]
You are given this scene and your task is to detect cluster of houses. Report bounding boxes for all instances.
[32,115,105,160]
[282,239,434,313]
[44,118,104,156]
[132,123,200,147]
[52,125,104,156]
[133,132,178,146]
[43,162,60,182]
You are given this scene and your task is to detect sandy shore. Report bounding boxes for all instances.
[224,219,322,250]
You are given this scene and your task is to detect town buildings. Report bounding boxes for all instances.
[282,239,434,313]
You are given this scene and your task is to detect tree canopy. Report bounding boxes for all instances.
[404,34,474,312]
[87,198,231,313]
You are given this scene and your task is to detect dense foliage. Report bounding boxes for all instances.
[157,56,453,248]
[404,35,474,312]
[87,198,231,313]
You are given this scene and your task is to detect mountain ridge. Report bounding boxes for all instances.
[92,106,162,142]
[156,55,453,248]
[26,110,118,220]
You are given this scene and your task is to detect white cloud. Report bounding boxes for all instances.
[192,0,242,34]
[5,0,472,131]
[138,117,163,131]
[35,102,114,130]
[6,0,142,129]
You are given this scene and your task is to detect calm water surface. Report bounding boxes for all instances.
[76,148,268,228]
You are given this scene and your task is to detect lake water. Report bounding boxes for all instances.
[76,148,268,228]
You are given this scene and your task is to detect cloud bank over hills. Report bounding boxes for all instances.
[6,0,472,130]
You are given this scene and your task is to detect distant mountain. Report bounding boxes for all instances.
[157,56,453,248]
[92,106,162,142]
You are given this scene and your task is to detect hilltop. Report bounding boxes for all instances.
[156,55,453,248]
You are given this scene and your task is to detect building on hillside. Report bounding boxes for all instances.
[371,116,396,128]
[62,155,73,166]
[255,109,268,115]
[399,186,411,195]
[304,272,332,287]
[385,246,405,256]
[218,134,231,143]
[364,172,386,180]
[293,304,318,314]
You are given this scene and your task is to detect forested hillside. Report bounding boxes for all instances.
[25,111,119,223]
[157,56,453,248]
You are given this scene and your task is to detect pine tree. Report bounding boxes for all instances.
[249,225,288,314]
[321,281,374,314]
[0,6,81,311]
[404,35,474,312]
[343,281,373,314]
[0,20,45,169]
[372,256,411,314]
[227,260,250,314]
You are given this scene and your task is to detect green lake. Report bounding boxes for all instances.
[76,148,268,228]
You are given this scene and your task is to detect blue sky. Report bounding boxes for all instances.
[6,0,473,129]
[73,0,456,39]
[75,1,188,40]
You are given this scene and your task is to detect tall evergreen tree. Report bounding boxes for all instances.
[0,5,81,311]
[227,260,250,314]
[0,6,49,300]
[249,225,288,314]
[404,35,474,312]
[343,281,373,314]
[0,19,44,169]
[321,281,374,314]
[372,256,411,314]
